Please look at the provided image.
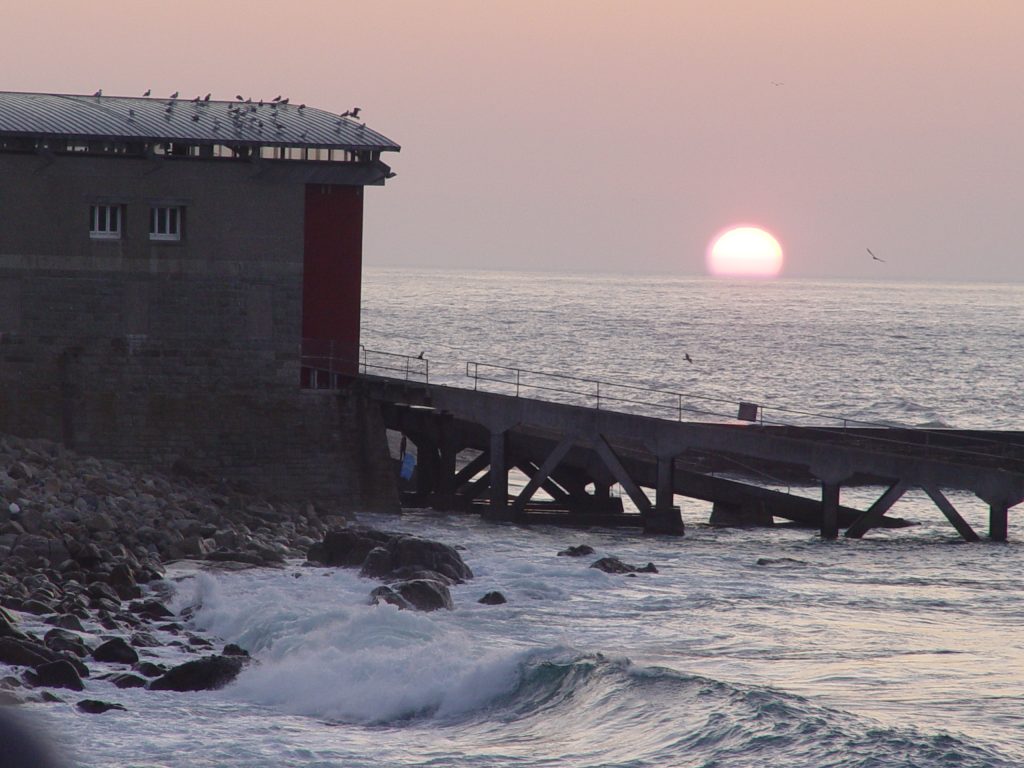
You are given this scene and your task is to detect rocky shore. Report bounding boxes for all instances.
[0,431,656,717]
[0,432,357,711]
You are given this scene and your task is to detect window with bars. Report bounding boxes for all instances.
[149,206,183,241]
[89,204,123,239]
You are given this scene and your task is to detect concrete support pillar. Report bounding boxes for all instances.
[437,439,457,509]
[821,481,840,539]
[656,455,675,513]
[990,501,1009,542]
[488,430,509,515]
[415,438,437,497]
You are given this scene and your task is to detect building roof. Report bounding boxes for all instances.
[0,91,400,152]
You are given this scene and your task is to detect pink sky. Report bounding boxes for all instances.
[5,1,1024,280]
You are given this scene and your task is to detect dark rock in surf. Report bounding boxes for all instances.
[309,527,473,584]
[590,557,658,575]
[133,661,165,678]
[43,628,90,658]
[108,673,147,689]
[76,699,127,714]
[307,527,393,568]
[386,536,473,583]
[148,654,244,692]
[478,591,507,605]
[25,660,84,691]
[370,579,453,612]
[558,545,595,557]
[0,638,53,668]
[222,644,250,658]
[92,637,139,665]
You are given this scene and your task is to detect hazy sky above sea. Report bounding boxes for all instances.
[5,1,1023,281]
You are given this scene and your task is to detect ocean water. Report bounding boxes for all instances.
[21,270,1024,767]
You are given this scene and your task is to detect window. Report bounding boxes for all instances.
[89,204,122,239]
[149,206,183,241]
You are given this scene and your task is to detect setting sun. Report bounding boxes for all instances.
[706,226,784,278]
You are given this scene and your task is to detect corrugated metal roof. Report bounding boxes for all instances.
[0,91,400,152]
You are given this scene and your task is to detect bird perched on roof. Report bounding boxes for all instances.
[93,89,102,97]
[204,93,211,102]
[236,95,244,101]
[191,114,200,122]
[273,95,281,102]
[170,91,179,99]
[191,96,201,103]
[143,89,151,96]
[298,104,306,111]
[280,98,289,106]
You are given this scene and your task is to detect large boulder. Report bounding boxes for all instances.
[92,638,139,665]
[308,527,473,584]
[370,579,453,612]
[0,638,54,668]
[25,660,84,691]
[148,655,244,692]
[307,527,393,567]
[387,536,473,583]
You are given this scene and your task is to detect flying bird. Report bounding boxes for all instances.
[236,95,244,101]
[684,353,693,363]
[868,248,885,262]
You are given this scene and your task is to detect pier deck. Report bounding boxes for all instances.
[308,349,1024,540]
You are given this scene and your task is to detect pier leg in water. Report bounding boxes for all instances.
[989,500,1008,542]
[821,481,840,539]
[648,454,684,535]
[486,429,511,520]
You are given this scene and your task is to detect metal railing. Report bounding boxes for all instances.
[462,360,1024,471]
[300,340,429,388]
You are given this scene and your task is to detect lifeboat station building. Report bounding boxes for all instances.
[0,90,400,505]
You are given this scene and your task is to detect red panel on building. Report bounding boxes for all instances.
[303,184,364,377]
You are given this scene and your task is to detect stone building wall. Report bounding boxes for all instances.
[0,151,398,510]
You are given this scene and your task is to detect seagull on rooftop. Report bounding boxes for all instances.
[868,248,885,262]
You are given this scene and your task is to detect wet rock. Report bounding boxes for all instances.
[370,579,453,612]
[307,526,392,567]
[129,600,174,620]
[148,655,244,692]
[43,628,90,658]
[387,536,473,584]
[108,673,147,689]
[44,614,85,632]
[76,699,127,714]
[130,632,161,648]
[92,637,139,665]
[359,546,394,578]
[133,661,165,678]
[0,638,53,668]
[590,557,658,575]
[222,644,250,658]
[0,613,28,642]
[558,544,595,557]
[478,591,507,605]
[25,659,84,691]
